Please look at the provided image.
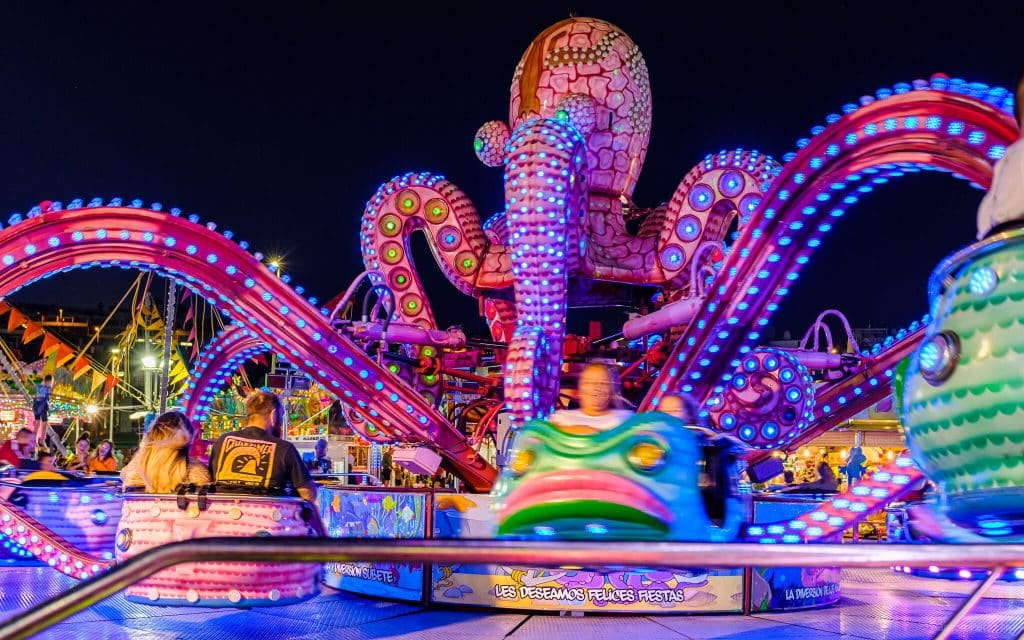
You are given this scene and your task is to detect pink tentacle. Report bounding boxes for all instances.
[361,172,510,328]
[642,78,1018,412]
[503,118,589,424]
[0,501,109,579]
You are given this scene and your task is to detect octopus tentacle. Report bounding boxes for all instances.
[503,118,589,424]
[642,75,1018,411]
[361,172,511,328]
[580,149,779,286]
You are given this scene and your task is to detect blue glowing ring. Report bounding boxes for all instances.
[739,194,761,215]
[688,184,715,212]
[718,170,745,198]
[675,215,702,242]
[659,245,685,270]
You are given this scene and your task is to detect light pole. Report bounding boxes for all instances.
[141,354,158,412]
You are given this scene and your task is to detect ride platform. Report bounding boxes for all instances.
[0,565,1020,640]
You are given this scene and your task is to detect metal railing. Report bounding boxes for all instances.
[0,538,1021,640]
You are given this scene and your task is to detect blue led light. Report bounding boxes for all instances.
[968,266,998,296]
[919,340,943,373]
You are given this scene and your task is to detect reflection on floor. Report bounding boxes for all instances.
[0,566,1021,639]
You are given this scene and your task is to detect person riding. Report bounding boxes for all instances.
[88,439,119,472]
[0,428,36,469]
[63,434,92,472]
[121,411,211,492]
[547,362,634,431]
[209,390,317,501]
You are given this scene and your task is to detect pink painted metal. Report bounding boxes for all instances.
[0,205,494,490]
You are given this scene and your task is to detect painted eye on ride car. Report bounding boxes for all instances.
[510,448,535,476]
[627,437,668,473]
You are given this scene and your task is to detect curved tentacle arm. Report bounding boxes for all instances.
[184,324,271,414]
[579,150,778,285]
[0,204,494,490]
[0,501,109,579]
[642,78,1018,413]
[744,456,925,543]
[503,118,589,424]
[747,322,926,469]
[361,172,511,328]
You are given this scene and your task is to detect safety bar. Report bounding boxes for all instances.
[2,539,1020,640]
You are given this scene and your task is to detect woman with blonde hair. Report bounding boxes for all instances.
[121,411,211,492]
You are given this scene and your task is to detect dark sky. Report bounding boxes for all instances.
[0,2,1020,342]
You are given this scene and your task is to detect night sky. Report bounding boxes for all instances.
[1,2,1020,344]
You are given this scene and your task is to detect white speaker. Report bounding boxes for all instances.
[393,446,442,475]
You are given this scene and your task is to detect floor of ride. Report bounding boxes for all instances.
[0,567,1021,639]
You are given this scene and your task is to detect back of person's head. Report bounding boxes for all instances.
[783,469,795,483]
[14,427,34,443]
[245,390,284,435]
[137,411,192,493]
[245,390,282,419]
[43,374,53,383]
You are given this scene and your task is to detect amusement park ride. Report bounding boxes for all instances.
[0,14,1021,636]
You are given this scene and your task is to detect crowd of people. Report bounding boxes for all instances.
[1,390,318,502]
[0,427,124,474]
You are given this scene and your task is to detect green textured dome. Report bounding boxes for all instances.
[898,232,1024,536]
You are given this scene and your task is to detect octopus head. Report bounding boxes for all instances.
[474,17,651,199]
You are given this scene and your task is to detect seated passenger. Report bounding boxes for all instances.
[63,434,92,472]
[548,362,634,432]
[977,73,1024,239]
[209,390,317,501]
[122,411,212,492]
[782,460,839,493]
[36,450,56,472]
[88,439,119,472]
[0,428,36,469]
[657,393,715,435]
[307,437,332,474]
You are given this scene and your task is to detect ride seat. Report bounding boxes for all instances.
[115,486,323,607]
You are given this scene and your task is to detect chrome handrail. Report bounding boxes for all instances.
[0,538,1020,640]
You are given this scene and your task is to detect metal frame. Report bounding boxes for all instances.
[0,538,1019,640]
